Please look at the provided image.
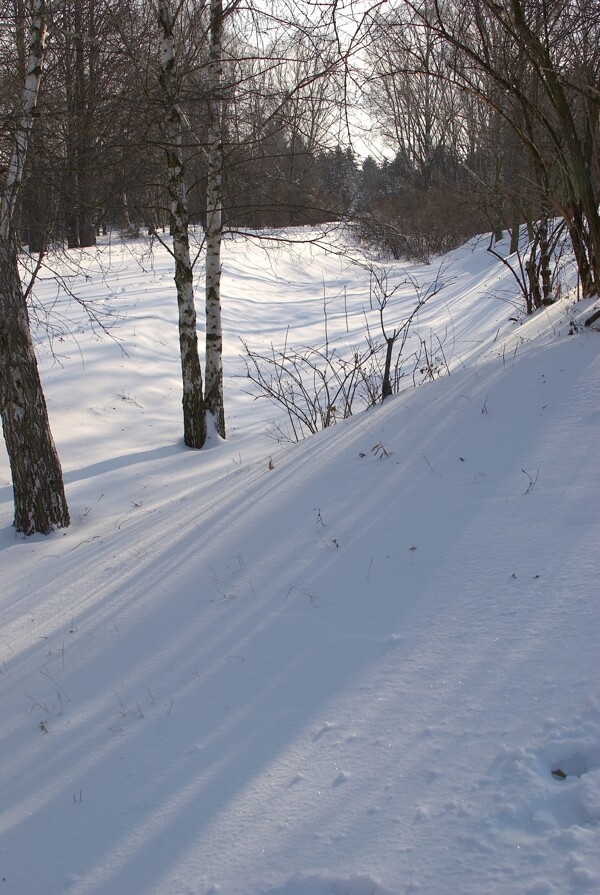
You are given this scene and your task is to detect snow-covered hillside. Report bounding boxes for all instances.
[1,228,599,895]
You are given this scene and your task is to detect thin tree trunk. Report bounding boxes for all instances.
[63,11,81,248]
[157,0,206,448]
[491,113,504,243]
[565,202,592,296]
[73,0,96,248]
[23,140,49,253]
[204,0,226,438]
[0,0,69,534]
[381,336,394,402]
[539,210,551,301]
[509,132,522,254]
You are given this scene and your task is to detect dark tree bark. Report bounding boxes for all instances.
[0,240,70,534]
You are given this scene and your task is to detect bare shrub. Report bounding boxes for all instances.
[242,263,453,442]
[242,335,381,443]
[488,218,570,315]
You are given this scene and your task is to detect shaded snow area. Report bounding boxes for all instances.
[1,227,599,895]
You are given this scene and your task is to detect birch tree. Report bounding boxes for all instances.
[204,0,228,437]
[156,0,206,448]
[0,0,70,535]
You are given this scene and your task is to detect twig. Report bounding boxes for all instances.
[521,468,539,494]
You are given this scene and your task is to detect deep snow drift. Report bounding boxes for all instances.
[1,228,599,895]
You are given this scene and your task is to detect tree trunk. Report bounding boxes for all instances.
[538,211,551,302]
[0,240,70,534]
[204,0,226,438]
[157,0,206,449]
[565,202,593,297]
[73,0,96,248]
[491,112,504,243]
[509,131,522,254]
[1,0,69,534]
[381,336,394,402]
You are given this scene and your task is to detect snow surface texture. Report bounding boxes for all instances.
[1,227,599,895]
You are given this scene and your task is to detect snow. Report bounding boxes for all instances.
[1,227,599,895]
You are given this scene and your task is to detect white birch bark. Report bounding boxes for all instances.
[156,0,206,448]
[204,0,226,438]
[0,0,70,534]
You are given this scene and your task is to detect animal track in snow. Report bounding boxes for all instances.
[313,721,336,742]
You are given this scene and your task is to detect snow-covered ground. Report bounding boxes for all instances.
[1,227,599,895]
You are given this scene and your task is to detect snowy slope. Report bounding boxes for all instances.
[1,229,599,895]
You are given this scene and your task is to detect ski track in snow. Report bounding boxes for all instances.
[1,227,599,895]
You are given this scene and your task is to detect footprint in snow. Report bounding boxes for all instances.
[287,773,305,788]
[313,721,335,742]
[332,771,350,786]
